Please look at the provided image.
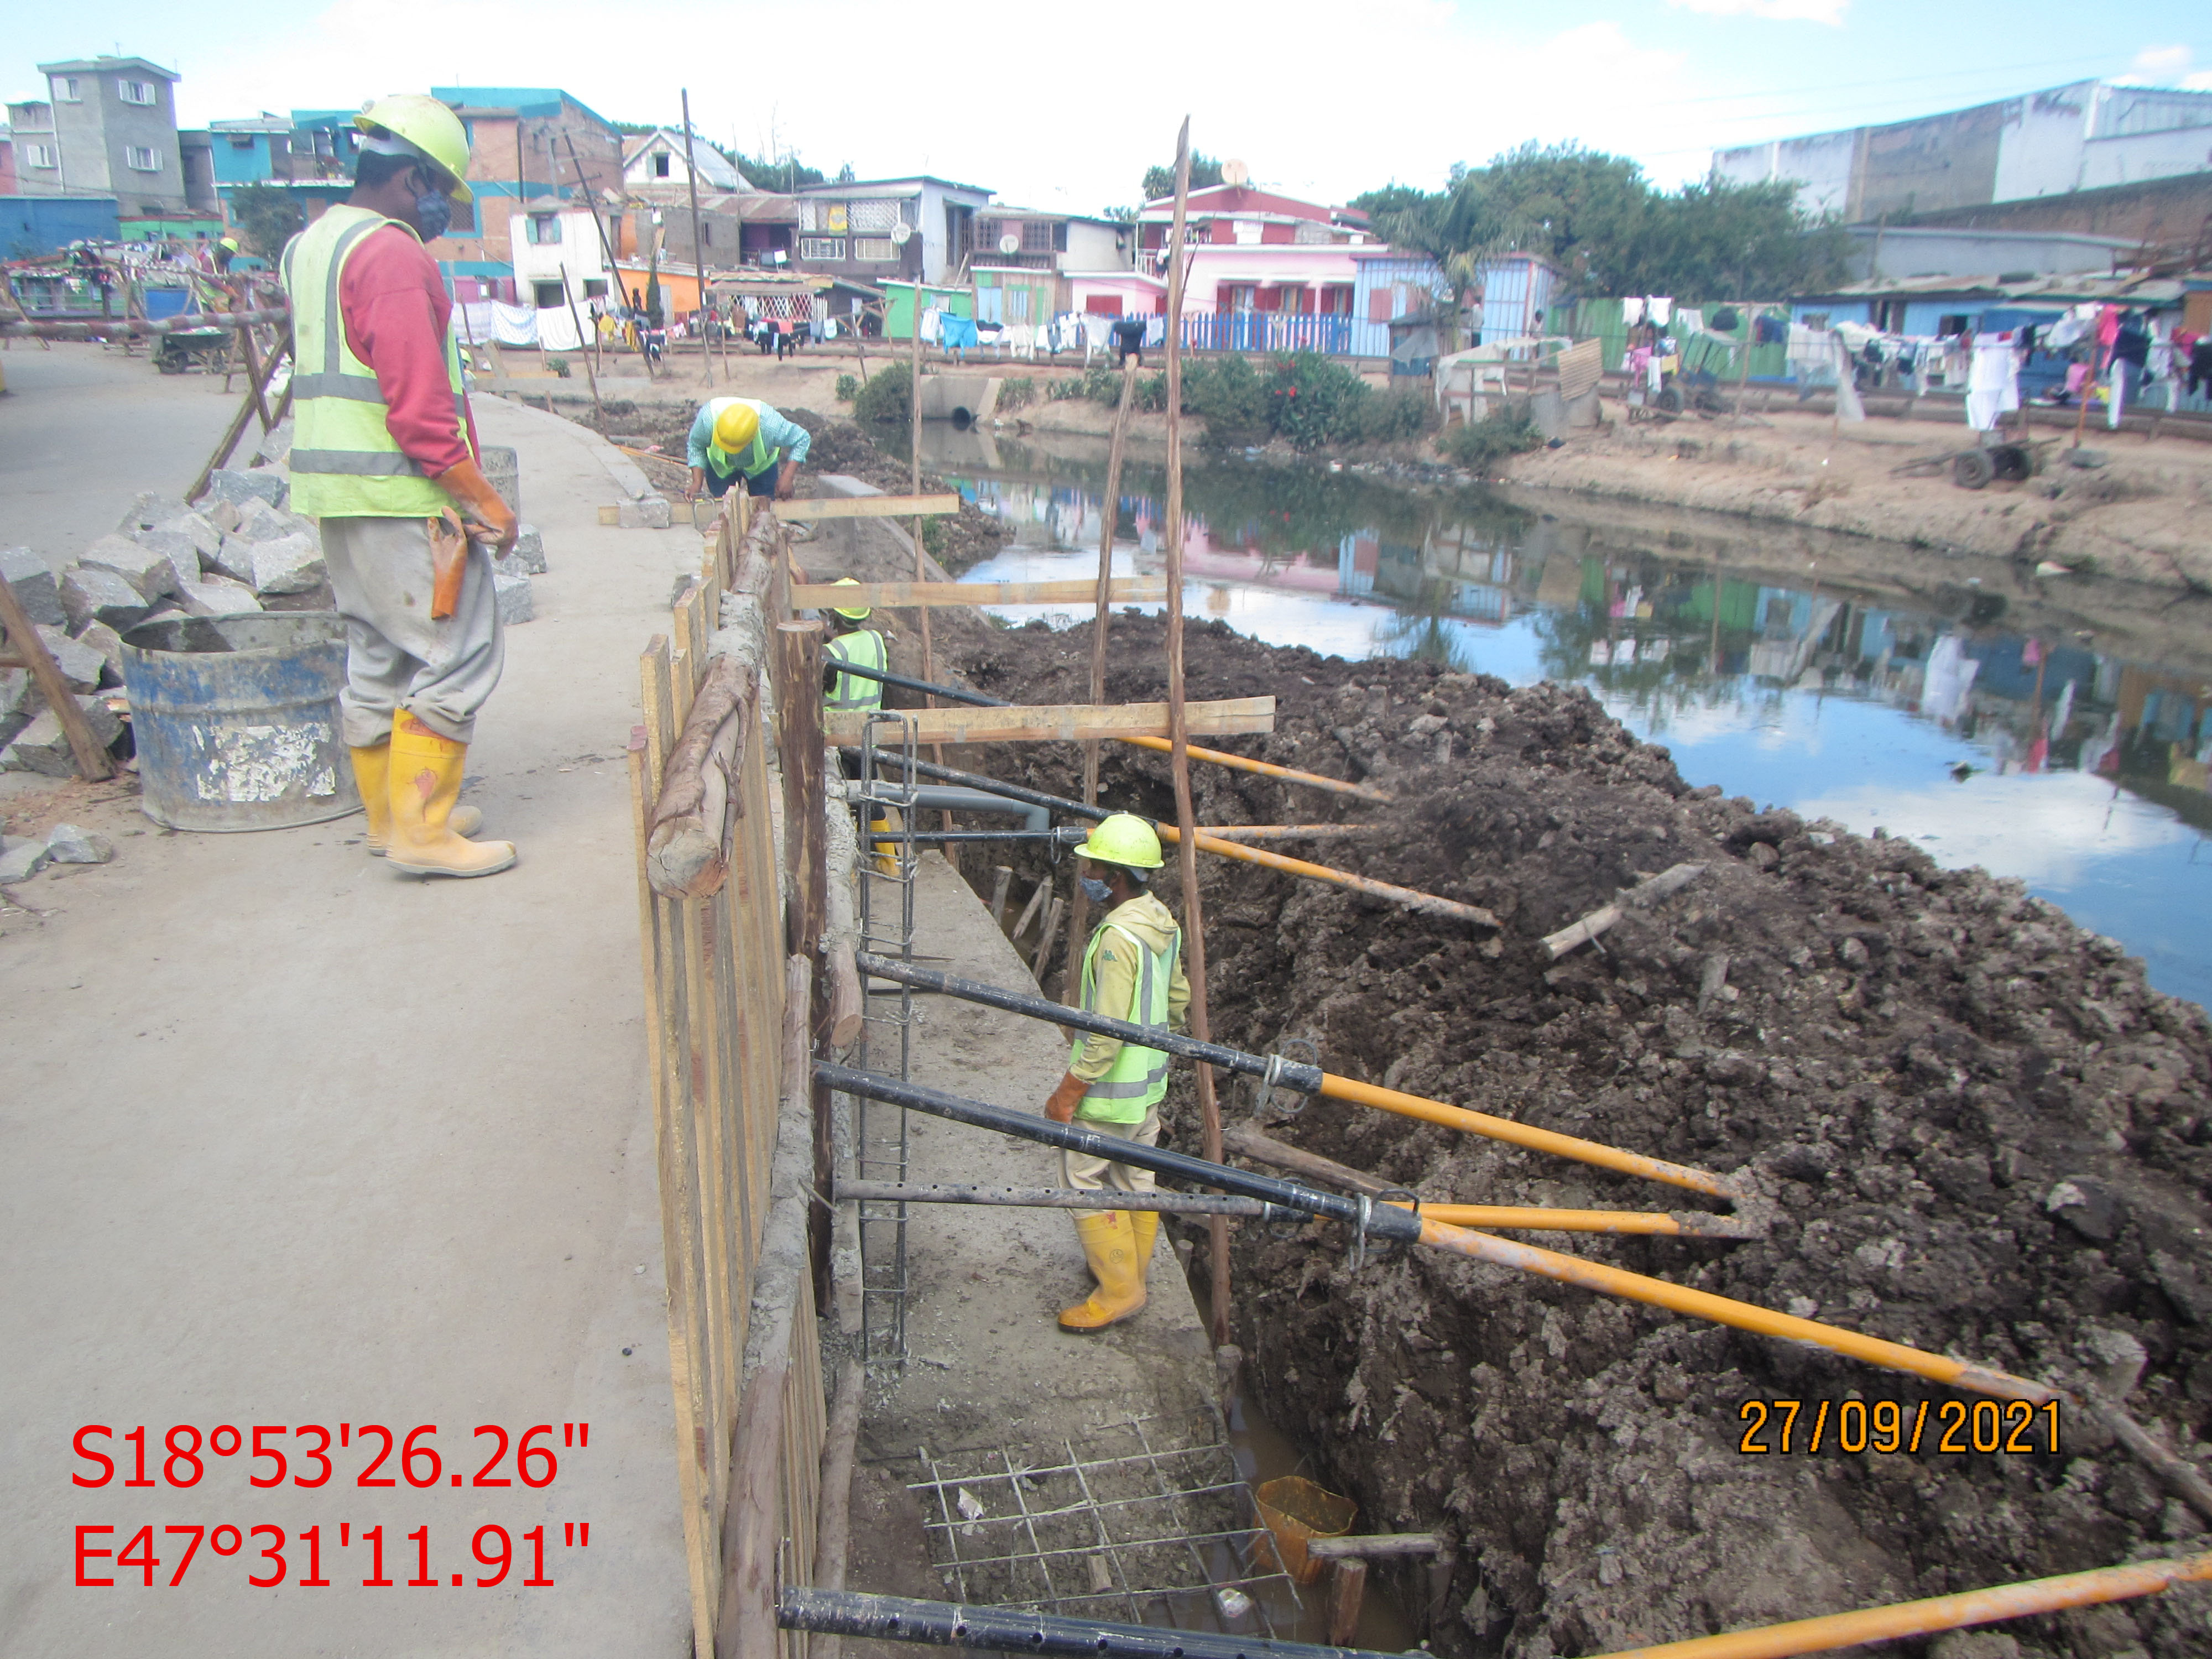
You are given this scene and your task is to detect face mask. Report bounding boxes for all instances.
[1079,877,1113,905]
[413,189,453,242]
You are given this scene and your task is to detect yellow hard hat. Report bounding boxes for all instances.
[356,95,473,204]
[1076,812,1163,870]
[830,577,871,622]
[712,400,761,455]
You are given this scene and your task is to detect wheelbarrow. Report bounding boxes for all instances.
[154,326,233,374]
[1892,436,2057,490]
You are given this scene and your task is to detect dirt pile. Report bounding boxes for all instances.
[943,614,2212,1659]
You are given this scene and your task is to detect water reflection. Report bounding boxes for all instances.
[929,432,2212,1007]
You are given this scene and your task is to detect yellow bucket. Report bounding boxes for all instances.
[1254,1476,1355,1585]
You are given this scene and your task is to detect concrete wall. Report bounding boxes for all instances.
[1843,225,2138,280]
[1859,101,2005,221]
[1064,218,1131,270]
[1,194,119,255]
[2081,126,2212,191]
[1896,171,2212,249]
[1714,130,1856,218]
[50,67,187,212]
[1989,82,2096,205]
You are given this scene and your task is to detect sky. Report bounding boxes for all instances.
[7,1,2210,213]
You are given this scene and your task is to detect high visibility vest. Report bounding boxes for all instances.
[702,395,782,480]
[823,630,886,712]
[280,205,471,518]
[1071,919,1177,1123]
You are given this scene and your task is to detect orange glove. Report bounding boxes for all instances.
[432,458,519,555]
[1044,1073,1088,1124]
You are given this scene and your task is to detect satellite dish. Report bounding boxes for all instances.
[1223,159,1251,186]
[999,233,1020,255]
[890,222,913,246]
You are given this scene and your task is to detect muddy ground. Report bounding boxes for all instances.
[933,613,2212,1658]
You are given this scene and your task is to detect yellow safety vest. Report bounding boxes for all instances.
[703,395,782,480]
[823,630,886,711]
[280,205,471,518]
[1071,920,1177,1123]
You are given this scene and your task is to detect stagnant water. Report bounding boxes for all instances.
[919,426,2212,1012]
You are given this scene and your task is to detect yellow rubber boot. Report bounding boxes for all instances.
[386,714,516,878]
[1129,1210,1160,1291]
[352,739,478,855]
[1060,1211,1146,1331]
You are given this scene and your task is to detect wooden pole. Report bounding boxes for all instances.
[0,575,115,782]
[681,89,714,390]
[234,324,274,432]
[560,274,604,422]
[1160,117,1230,1350]
[775,619,833,1302]
[906,279,956,857]
[1063,360,1141,989]
[188,329,293,504]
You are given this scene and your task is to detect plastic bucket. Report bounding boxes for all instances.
[1254,1476,1356,1585]
[119,612,360,832]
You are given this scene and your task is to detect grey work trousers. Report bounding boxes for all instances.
[320,514,504,747]
[1060,1108,1161,1194]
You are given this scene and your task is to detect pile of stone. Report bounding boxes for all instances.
[2,430,544,776]
[0,822,115,886]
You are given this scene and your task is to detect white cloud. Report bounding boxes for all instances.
[1666,0,1848,24]
[2130,44,2194,81]
[148,0,1714,213]
[2187,72,2212,93]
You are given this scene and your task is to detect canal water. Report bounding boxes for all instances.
[919,426,2212,1011]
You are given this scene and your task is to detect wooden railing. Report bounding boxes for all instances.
[630,496,827,1657]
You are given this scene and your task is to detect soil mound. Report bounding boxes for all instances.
[943,614,2212,1658]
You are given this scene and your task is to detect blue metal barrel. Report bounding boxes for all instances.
[119,612,361,832]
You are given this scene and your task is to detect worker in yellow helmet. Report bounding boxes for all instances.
[1041,814,1190,1331]
[281,92,517,879]
[685,395,811,502]
[821,580,886,716]
[213,234,242,274]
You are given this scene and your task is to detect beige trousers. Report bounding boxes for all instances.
[1060,1108,1161,1194]
[320,514,504,747]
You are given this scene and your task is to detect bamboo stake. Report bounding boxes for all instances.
[1066,360,1143,990]
[905,278,955,857]
[680,89,713,390]
[559,273,604,422]
[1159,117,1230,1351]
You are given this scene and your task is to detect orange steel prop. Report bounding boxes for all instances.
[1400,1203,1715,1236]
[1324,1073,1736,1199]
[1192,824,1382,841]
[1120,733,1392,802]
[1418,1216,2056,1402]
[1587,1550,2212,1659]
[1155,822,1499,930]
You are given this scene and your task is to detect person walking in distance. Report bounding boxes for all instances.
[281,93,518,878]
[1041,815,1190,1330]
[685,396,810,503]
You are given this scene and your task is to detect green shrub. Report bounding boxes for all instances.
[998,376,1036,411]
[1263,351,1369,451]
[834,373,860,403]
[1182,354,1270,442]
[852,361,911,424]
[1350,386,1436,444]
[1437,411,1543,472]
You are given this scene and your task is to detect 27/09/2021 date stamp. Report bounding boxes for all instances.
[1737,1397,2063,1455]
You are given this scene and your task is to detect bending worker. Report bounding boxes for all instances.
[282,93,518,879]
[1041,815,1190,1331]
[686,395,810,501]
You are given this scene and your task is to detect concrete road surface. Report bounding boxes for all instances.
[1,390,698,1655]
[0,343,244,567]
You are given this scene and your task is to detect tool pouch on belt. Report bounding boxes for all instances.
[428,508,469,621]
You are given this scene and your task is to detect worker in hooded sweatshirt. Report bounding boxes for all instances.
[282,94,518,879]
[1041,814,1191,1331]
[685,396,810,502]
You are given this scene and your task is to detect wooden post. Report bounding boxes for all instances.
[189,329,293,503]
[988,865,1014,927]
[1328,1558,1368,1646]
[905,278,956,856]
[234,324,273,432]
[0,575,116,782]
[681,89,714,390]
[1064,359,1141,989]
[776,619,833,1301]
[1160,117,1232,1351]
[560,274,604,422]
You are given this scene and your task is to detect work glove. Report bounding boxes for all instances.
[1044,1072,1088,1125]
[432,458,520,555]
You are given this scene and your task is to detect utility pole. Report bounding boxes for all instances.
[681,88,713,387]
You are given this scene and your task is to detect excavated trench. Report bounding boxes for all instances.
[929,611,2212,1659]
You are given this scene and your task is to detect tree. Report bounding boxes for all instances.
[733,151,826,192]
[1356,178,1526,353]
[1141,152,1224,203]
[228,182,304,259]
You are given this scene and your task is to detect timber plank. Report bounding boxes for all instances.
[823,695,1273,746]
[791,577,1167,609]
[775,493,961,520]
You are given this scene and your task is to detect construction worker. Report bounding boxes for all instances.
[685,396,810,502]
[281,93,518,879]
[821,581,886,716]
[213,234,241,274]
[1041,815,1190,1331]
